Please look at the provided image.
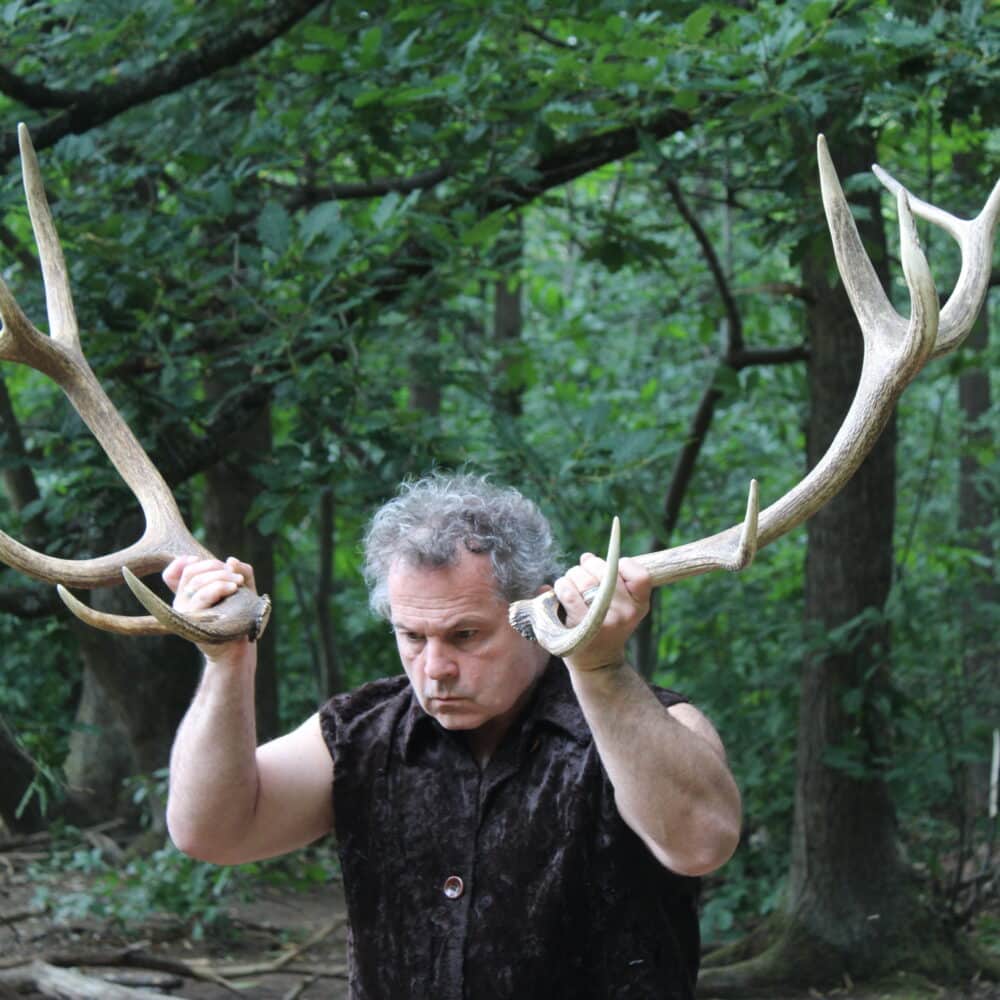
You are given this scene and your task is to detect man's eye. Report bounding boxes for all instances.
[453,630,477,643]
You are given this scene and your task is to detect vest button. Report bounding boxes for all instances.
[442,875,464,899]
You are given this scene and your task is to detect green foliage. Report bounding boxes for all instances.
[31,831,338,940]
[30,773,340,939]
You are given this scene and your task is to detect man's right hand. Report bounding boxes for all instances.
[162,555,256,663]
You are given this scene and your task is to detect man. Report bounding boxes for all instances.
[164,473,741,998]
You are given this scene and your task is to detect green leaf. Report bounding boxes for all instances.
[207,180,233,215]
[802,0,832,26]
[293,52,333,74]
[372,191,401,230]
[354,87,385,108]
[673,90,700,112]
[683,6,714,43]
[359,25,383,68]
[460,211,506,248]
[301,201,342,246]
[257,202,291,255]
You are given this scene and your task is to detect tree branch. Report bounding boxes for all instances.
[0,65,85,110]
[662,174,745,358]
[652,178,810,546]
[732,345,809,367]
[521,23,577,50]
[660,379,723,546]
[0,0,327,165]
[485,108,692,209]
[289,163,453,204]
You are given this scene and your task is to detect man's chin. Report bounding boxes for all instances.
[432,714,475,731]
[425,699,483,730]
[432,711,482,730]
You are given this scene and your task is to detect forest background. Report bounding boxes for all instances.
[0,0,996,995]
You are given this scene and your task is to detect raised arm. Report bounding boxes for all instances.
[555,552,741,876]
[163,557,333,865]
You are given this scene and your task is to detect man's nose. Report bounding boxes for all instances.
[424,638,458,679]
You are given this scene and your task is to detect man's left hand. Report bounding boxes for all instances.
[554,554,652,672]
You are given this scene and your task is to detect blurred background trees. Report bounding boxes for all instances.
[0,0,996,989]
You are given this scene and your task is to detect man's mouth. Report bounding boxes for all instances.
[428,693,467,704]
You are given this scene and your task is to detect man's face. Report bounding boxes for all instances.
[388,549,550,752]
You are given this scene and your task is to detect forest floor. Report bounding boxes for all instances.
[0,830,997,999]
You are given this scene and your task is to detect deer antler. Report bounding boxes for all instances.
[510,134,999,655]
[0,124,271,643]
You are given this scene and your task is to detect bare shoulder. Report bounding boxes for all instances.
[259,712,332,767]
[666,701,727,760]
[252,713,335,856]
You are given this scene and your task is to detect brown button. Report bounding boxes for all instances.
[442,875,464,899]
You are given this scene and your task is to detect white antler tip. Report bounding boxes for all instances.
[872,163,902,198]
[17,123,34,158]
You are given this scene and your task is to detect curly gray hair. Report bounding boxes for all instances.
[363,473,562,619]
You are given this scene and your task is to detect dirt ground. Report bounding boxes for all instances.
[1,843,997,1000]
[0,843,349,1000]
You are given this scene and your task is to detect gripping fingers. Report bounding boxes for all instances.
[555,554,609,626]
[553,575,593,627]
[171,558,246,612]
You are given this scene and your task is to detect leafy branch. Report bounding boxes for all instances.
[0,0,328,164]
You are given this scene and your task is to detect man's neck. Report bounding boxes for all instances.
[464,662,549,768]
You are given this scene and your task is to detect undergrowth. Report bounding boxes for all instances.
[28,771,340,940]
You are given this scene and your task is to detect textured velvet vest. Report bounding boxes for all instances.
[319,659,700,999]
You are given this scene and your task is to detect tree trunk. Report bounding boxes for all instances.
[788,130,905,971]
[63,512,202,823]
[202,394,278,740]
[957,305,996,817]
[58,392,276,820]
[493,213,525,420]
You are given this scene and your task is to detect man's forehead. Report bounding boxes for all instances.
[387,550,506,622]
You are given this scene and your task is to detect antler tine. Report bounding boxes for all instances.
[873,162,1000,356]
[18,123,79,349]
[814,134,909,347]
[511,136,995,660]
[0,125,271,643]
[54,575,272,644]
